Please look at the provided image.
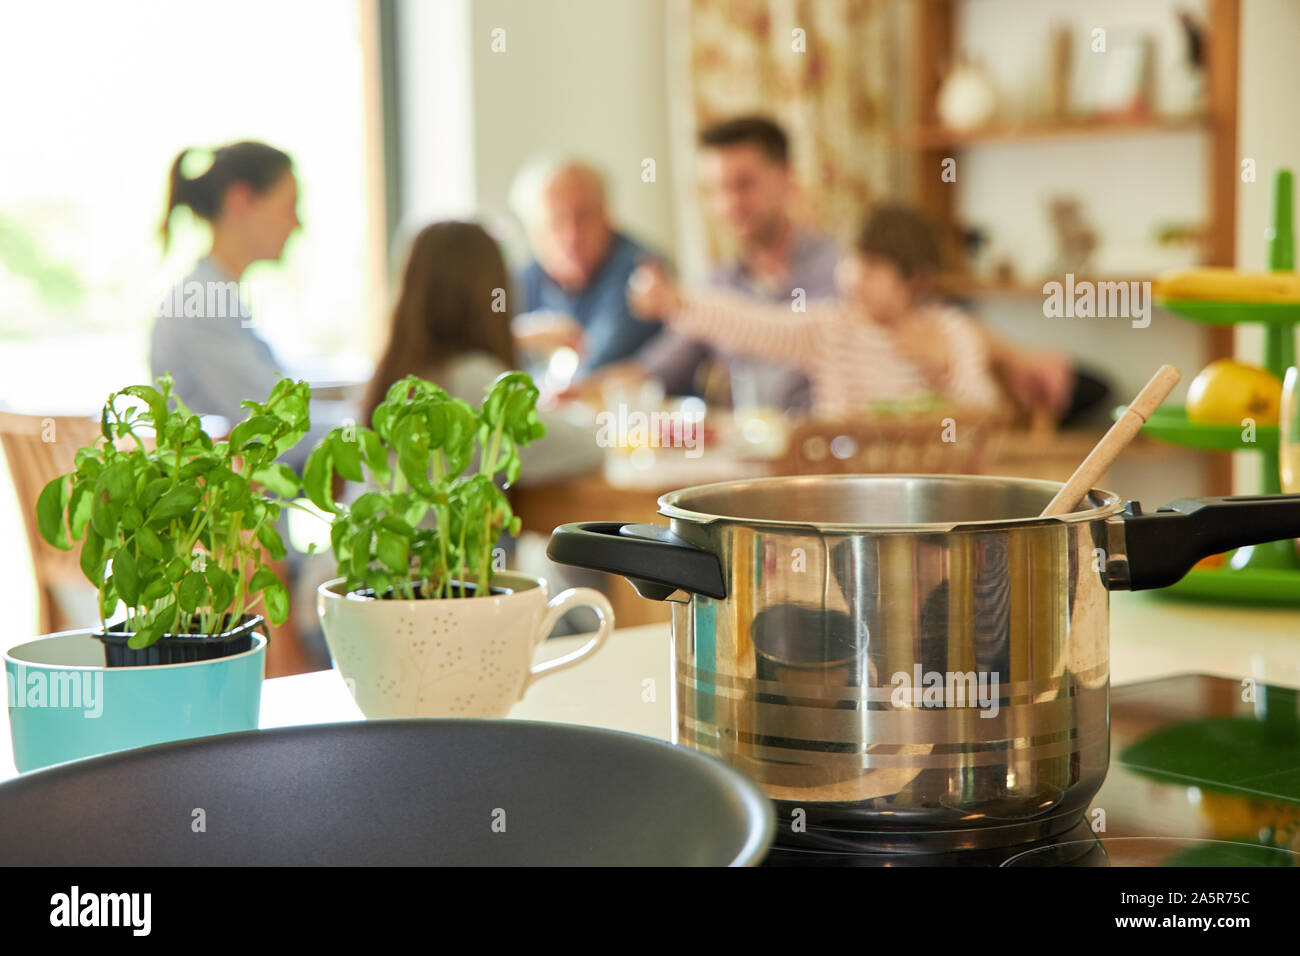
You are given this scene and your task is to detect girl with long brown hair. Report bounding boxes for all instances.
[363,221,601,483]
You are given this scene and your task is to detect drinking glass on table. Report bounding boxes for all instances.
[512,310,584,397]
[730,360,788,457]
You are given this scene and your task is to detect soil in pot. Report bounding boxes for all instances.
[352,581,514,600]
[94,614,264,668]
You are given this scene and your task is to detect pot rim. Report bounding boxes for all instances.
[656,473,1127,533]
[4,631,267,672]
[317,570,545,603]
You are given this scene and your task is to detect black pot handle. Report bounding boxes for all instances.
[547,522,726,601]
[1118,494,1300,590]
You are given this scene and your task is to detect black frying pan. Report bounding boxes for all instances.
[0,719,773,866]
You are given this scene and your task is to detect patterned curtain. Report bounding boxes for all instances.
[667,0,913,278]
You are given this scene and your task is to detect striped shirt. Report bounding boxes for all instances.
[664,292,1002,415]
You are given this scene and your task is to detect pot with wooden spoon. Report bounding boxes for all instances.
[548,366,1300,852]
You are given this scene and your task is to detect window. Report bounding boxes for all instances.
[0,0,382,412]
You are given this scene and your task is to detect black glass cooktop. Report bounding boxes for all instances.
[761,674,1300,867]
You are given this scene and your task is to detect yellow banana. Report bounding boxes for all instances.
[1154,268,1300,303]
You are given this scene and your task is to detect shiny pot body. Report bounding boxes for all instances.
[663,476,1116,849]
[549,474,1300,851]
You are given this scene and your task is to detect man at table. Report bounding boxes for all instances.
[638,115,839,411]
[509,158,665,380]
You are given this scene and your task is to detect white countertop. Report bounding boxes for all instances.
[4,591,1299,782]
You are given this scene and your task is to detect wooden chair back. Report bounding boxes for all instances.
[0,412,106,633]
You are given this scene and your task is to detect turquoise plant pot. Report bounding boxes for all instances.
[5,630,265,772]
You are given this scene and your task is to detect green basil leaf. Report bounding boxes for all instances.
[165,557,189,582]
[376,529,408,572]
[135,525,164,560]
[141,574,173,603]
[67,479,94,539]
[120,503,143,530]
[127,622,160,650]
[397,442,434,496]
[350,492,386,521]
[206,564,235,615]
[302,440,337,513]
[149,485,202,522]
[331,432,364,483]
[113,549,140,606]
[404,500,429,526]
[80,527,105,580]
[263,577,290,625]
[256,522,287,561]
[228,414,278,451]
[90,491,115,538]
[139,477,172,511]
[360,430,391,485]
[178,571,208,613]
[250,463,300,498]
[99,461,133,502]
[348,526,371,579]
[119,384,166,428]
[378,515,413,536]
[248,567,289,626]
[35,476,71,549]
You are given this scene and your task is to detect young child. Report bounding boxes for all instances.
[629,204,1073,417]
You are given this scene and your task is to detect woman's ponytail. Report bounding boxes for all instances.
[158,141,292,250]
[159,148,193,250]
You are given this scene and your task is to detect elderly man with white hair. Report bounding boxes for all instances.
[510,157,665,378]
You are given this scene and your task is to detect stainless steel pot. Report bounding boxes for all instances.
[548,474,1300,852]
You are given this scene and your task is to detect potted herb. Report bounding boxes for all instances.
[310,373,613,719]
[35,373,310,665]
[6,373,312,771]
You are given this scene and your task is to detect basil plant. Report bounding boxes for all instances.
[36,374,311,648]
[303,372,545,600]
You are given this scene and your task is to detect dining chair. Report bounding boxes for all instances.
[0,411,105,633]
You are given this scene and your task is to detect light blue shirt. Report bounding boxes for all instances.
[518,232,664,376]
[150,257,333,471]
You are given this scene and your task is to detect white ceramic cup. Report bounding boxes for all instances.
[318,571,613,718]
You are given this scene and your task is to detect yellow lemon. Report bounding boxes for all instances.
[1186,360,1282,426]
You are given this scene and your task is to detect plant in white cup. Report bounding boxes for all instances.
[307,373,612,718]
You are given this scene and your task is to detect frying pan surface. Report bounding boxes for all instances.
[0,719,773,866]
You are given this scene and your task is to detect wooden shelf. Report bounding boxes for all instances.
[910,0,1238,496]
[895,112,1210,150]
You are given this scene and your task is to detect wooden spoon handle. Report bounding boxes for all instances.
[1039,364,1181,517]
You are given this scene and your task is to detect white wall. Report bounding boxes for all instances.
[1233,0,1300,491]
[1236,0,1300,273]
[398,0,676,267]
[397,0,476,229]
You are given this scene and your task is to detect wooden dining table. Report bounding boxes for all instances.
[510,420,1200,628]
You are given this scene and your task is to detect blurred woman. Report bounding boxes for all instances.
[152,140,316,464]
[153,141,328,674]
[362,220,602,484]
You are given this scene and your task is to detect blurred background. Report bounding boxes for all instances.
[3,0,1297,664]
